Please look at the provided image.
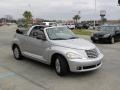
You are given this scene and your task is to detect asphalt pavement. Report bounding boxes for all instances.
[0,25,120,90]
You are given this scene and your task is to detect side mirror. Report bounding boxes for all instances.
[33,32,38,36]
[36,35,46,41]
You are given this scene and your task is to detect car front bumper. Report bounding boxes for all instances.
[91,36,110,42]
[68,54,103,72]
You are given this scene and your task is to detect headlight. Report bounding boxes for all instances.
[66,52,82,59]
[103,34,110,38]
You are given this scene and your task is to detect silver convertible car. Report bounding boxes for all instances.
[12,25,103,76]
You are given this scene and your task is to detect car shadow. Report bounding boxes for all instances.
[66,69,102,77]
[23,57,51,69]
[21,57,102,77]
[94,41,120,45]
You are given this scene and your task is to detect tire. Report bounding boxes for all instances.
[110,37,115,44]
[55,55,69,76]
[13,46,23,60]
[92,40,97,43]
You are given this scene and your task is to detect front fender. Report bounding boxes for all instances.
[12,38,21,48]
[46,46,77,64]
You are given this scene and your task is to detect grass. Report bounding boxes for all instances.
[72,29,92,36]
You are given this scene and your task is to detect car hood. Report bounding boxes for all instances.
[94,31,113,35]
[51,38,96,50]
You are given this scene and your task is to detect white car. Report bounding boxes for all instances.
[43,22,57,26]
[12,25,104,76]
[66,24,75,30]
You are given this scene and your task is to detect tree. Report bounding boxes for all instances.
[73,15,80,24]
[23,11,32,27]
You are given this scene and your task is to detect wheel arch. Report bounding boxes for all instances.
[12,43,19,50]
[50,53,69,69]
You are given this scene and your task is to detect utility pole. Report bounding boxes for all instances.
[78,10,81,23]
[94,0,96,29]
[28,4,34,18]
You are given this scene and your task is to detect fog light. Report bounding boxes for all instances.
[77,66,82,70]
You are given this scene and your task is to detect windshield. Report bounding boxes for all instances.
[101,26,115,33]
[46,27,78,40]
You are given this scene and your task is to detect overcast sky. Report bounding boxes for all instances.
[0,0,119,21]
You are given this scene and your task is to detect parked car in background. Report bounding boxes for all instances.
[0,22,4,26]
[12,25,103,76]
[95,26,101,31]
[88,26,94,30]
[91,25,120,44]
[82,23,89,29]
[88,24,101,30]
[17,24,25,28]
[66,24,75,30]
[0,23,3,26]
[43,22,57,26]
[75,23,82,29]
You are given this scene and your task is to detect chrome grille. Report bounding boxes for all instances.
[86,49,98,58]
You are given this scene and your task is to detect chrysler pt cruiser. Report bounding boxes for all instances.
[12,25,103,76]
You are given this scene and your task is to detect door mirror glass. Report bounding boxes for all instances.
[33,32,38,36]
[36,35,46,41]
[36,30,46,40]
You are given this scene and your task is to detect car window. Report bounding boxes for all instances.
[102,26,115,32]
[116,26,120,31]
[46,27,77,40]
[29,26,45,38]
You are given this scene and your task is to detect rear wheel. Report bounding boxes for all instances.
[55,55,69,76]
[13,46,23,60]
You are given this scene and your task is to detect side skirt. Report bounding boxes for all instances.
[22,52,50,65]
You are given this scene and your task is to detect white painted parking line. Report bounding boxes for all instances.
[0,72,15,79]
[0,64,6,67]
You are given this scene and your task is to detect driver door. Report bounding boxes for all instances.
[24,26,48,62]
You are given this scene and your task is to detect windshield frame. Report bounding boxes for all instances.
[45,26,78,40]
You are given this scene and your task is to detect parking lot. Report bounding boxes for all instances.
[0,25,120,90]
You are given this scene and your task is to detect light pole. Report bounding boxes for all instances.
[28,4,34,18]
[94,0,96,29]
[78,10,81,23]
[100,10,106,25]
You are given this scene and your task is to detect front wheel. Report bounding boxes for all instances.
[55,55,69,76]
[13,46,23,60]
[92,40,97,43]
